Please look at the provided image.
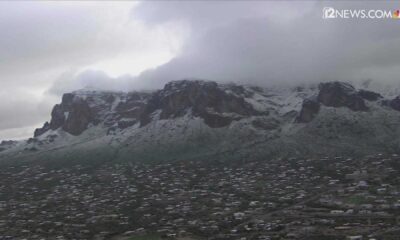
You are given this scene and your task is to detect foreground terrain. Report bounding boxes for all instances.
[1,154,400,240]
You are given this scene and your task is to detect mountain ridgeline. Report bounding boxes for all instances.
[2,80,400,164]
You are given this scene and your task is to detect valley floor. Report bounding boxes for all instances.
[0,154,400,240]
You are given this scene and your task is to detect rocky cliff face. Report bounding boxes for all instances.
[34,80,264,137]
[296,98,320,123]
[296,82,386,123]
[34,80,400,138]
[140,80,262,128]
[35,93,98,136]
[388,96,400,111]
[5,79,400,163]
[317,82,368,111]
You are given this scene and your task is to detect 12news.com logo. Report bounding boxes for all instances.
[323,7,400,19]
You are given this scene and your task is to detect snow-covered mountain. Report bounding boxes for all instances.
[2,80,400,164]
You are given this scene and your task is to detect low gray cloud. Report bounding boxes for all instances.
[63,1,400,91]
[47,70,135,95]
[130,1,400,89]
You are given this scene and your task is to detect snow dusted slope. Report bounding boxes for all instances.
[2,80,400,165]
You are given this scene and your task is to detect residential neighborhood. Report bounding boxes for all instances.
[0,154,399,239]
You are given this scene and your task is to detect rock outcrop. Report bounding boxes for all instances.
[296,98,320,123]
[34,80,263,137]
[34,122,50,137]
[389,96,400,111]
[358,89,382,101]
[317,82,368,111]
[140,80,261,128]
[297,82,382,123]
[35,93,96,136]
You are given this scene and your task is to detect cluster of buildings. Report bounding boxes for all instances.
[0,154,399,239]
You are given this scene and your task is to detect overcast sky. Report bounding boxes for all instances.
[1,1,400,140]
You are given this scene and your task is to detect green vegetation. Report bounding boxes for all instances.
[346,195,367,205]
